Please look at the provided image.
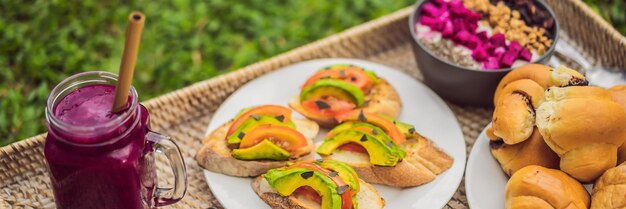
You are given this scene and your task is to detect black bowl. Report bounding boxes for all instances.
[408,0,559,106]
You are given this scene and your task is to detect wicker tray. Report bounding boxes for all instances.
[2,1,625,208]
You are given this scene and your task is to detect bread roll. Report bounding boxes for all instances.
[494,64,587,105]
[505,165,590,209]
[491,79,544,144]
[591,162,626,209]
[608,85,626,164]
[536,86,626,182]
[490,128,559,176]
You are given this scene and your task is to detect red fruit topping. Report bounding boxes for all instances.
[483,57,500,69]
[519,48,532,62]
[489,33,506,47]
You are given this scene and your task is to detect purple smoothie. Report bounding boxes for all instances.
[45,84,156,209]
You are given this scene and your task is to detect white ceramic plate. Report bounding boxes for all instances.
[203,58,466,209]
[465,123,593,209]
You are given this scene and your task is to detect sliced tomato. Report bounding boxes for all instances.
[338,142,368,154]
[302,98,355,117]
[227,105,292,136]
[238,125,309,156]
[289,162,353,209]
[335,110,406,144]
[295,186,322,203]
[303,66,374,92]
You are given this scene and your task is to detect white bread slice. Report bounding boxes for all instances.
[251,176,384,209]
[289,79,402,128]
[323,135,453,187]
[195,118,319,177]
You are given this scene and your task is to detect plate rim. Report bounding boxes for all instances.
[201,58,467,209]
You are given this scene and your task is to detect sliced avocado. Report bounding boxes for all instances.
[329,122,406,158]
[349,123,406,158]
[227,116,296,145]
[317,130,403,166]
[380,115,418,138]
[234,107,254,118]
[327,121,356,136]
[317,160,360,194]
[232,139,289,161]
[320,64,379,84]
[394,120,417,138]
[300,79,365,106]
[263,168,343,209]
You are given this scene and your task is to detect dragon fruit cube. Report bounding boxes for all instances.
[472,46,488,61]
[466,35,481,49]
[489,33,506,47]
[422,3,441,17]
[483,57,500,69]
[520,48,532,62]
[476,31,488,41]
[442,21,454,38]
[453,30,471,44]
[508,41,523,53]
[499,51,519,68]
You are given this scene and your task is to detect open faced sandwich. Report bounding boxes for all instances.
[316,110,453,187]
[195,105,319,177]
[289,64,402,128]
[252,159,384,209]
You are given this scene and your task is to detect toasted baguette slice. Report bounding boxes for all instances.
[252,176,384,209]
[195,118,319,177]
[289,79,402,128]
[323,135,453,187]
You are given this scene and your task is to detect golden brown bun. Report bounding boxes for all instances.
[491,79,545,144]
[608,85,626,164]
[251,176,385,209]
[505,165,590,209]
[195,118,319,177]
[490,128,559,176]
[536,86,626,182]
[323,135,453,187]
[289,79,401,128]
[591,162,626,209]
[494,64,587,105]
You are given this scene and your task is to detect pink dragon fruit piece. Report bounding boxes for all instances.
[448,0,463,9]
[422,3,441,17]
[450,4,470,18]
[519,48,532,62]
[508,41,523,53]
[472,46,488,61]
[452,18,466,32]
[466,22,478,33]
[467,11,482,23]
[499,51,519,68]
[432,0,445,6]
[483,57,500,69]
[441,21,455,38]
[493,46,506,56]
[466,35,481,49]
[453,30,472,44]
[476,31,488,41]
[420,16,438,28]
[489,33,506,47]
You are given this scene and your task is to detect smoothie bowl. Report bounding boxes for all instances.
[409,0,558,106]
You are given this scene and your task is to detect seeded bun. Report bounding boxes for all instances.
[289,79,401,128]
[251,176,384,209]
[536,86,626,182]
[505,165,590,209]
[591,162,626,209]
[491,79,545,145]
[195,118,319,177]
[493,64,587,105]
[322,135,453,187]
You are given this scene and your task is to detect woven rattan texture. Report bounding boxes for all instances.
[1,0,625,208]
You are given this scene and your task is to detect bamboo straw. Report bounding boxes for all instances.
[112,12,145,112]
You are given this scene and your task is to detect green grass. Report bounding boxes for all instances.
[0,0,415,145]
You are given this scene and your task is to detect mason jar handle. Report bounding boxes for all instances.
[147,131,187,207]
